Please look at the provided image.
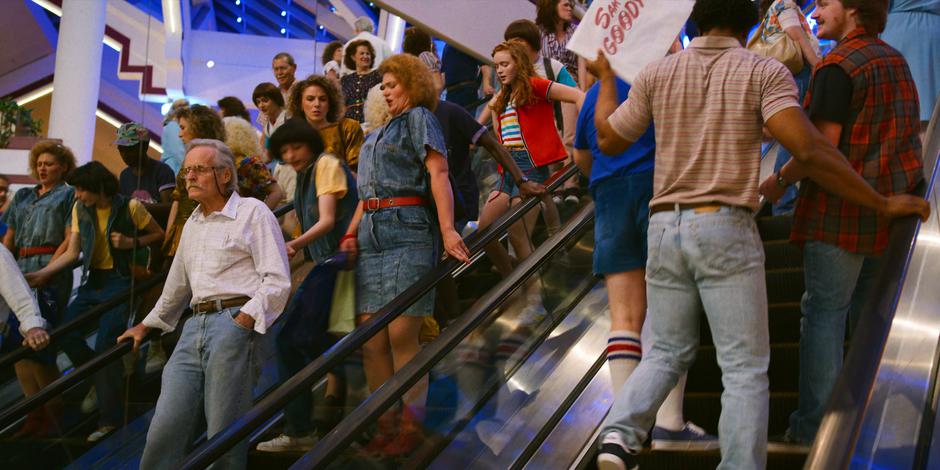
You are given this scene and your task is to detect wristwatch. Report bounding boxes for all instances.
[775,172,789,188]
[517,176,530,185]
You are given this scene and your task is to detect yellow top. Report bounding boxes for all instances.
[314,154,348,198]
[71,199,152,269]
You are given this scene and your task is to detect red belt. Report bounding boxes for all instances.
[19,246,57,258]
[363,196,426,212]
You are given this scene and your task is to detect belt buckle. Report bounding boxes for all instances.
[365,198,380,211]
[693,205,722,214]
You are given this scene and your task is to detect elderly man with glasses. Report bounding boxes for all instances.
[119,139,291,470]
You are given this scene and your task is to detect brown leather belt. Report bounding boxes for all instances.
[192,296,251,315]
[19,245,57,258]
[363,196,426,212]
[649,202,732,215]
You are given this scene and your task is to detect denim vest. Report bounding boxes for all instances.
[294,155,359,264]
[75,194,136,282]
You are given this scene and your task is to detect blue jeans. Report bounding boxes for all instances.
[58,270,132,427]
[771,66,811,216]
[788,241,882,443]
[601,206,769,470]
[141,306,259,470]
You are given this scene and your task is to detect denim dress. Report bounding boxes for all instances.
[1,183,75,320]
[356,107,447,316]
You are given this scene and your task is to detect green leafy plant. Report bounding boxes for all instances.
[0,99,43,148]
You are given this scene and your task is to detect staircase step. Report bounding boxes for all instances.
[766,268,804,305]
[763,240,803,270]
[635,449,806,470]
[687,343,799,394]
[682,392,798,436]
[757,216,794,242]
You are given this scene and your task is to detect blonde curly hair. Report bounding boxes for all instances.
[222,116,262,158]
[363,83,390,133]
[378,54,439,112]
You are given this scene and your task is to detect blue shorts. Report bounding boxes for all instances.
[498,149,550,198]
[590,171,653,276]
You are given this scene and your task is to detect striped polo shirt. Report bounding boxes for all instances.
[608,36,800,210]
[498,103,526,148]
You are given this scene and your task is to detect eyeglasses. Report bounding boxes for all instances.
[181,165,223,175]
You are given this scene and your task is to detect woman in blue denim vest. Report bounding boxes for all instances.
[340,54,470,457]
[1,140,76,437]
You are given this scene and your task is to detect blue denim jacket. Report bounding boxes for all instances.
[357,107,448,201]
[1,184,74,273]
[74,194,136,283]
[294,155,359,264]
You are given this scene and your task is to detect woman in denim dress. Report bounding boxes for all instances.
[340,54,470,457]
[1,140,77,436]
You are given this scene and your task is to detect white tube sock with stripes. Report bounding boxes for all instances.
[607,330,641,395]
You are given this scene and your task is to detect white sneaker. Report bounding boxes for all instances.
[87,425,117,443]
[597,432,639,470]
[145,345,167,375]
[81,387,97,414]
[256,433,318,452]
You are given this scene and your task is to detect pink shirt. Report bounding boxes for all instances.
[608,36,800,210]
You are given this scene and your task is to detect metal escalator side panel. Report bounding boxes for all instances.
[428,285,610,470]
[521,339,615,470]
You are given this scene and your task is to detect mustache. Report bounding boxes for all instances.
[187,184,203,190]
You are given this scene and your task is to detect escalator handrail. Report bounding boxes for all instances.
[0,328,164,429]
[0,203,295,371]
[291,202,596,469]
[177,164,581,470]
[806,94,940,469]
[0,272,168,371]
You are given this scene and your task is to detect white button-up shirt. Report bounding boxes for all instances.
[142,192,290,334]
[0,245,46,335]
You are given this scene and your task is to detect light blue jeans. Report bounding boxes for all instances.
[140,306,259,470]
[601,206,770,470]
[788,241,882,443]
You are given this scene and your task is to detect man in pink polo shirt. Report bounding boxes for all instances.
[588,1,929,468]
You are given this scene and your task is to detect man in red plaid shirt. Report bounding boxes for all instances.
[761,0,926,446]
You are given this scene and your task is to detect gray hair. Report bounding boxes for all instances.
[185,138,238,197]
[354,16,374,33]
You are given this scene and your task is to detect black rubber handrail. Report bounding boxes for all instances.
[177,164,581,469]
[0,327,164,430]
[291,202,596,469]
[0,272,168,371]
[0,202,296,373]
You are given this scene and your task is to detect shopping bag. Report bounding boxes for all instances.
[566,0,695,83]
[747,10,804,74]
[279,256,341,355]
[328,268,356,336]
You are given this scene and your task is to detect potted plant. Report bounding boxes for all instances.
[0,99,43,149]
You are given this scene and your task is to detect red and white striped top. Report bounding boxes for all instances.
[609,36,800,210]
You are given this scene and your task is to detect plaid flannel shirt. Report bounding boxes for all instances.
[791,28,923,255]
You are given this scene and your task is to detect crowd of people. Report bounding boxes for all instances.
[0,0,937,469]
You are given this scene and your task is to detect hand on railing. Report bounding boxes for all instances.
[117,323,151,353]
[884,194,931,221]
[518,180,547,198]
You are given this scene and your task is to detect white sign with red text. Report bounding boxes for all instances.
[567,0,695,83]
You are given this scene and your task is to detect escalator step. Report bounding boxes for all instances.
[763,240,803,270]
[757,216,794,242]
[766,268,804,305]
[634,449,806,469]
[686,343,799,394]
[681,392,798,437]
